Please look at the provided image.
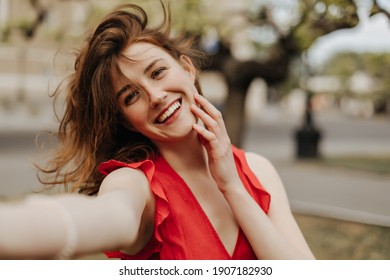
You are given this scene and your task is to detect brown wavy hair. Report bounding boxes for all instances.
[38,2,204,195]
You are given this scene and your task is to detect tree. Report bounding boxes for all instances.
[323,51,390,114]
[200,0,362,147]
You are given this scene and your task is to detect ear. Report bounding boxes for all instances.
[180,55,197,82]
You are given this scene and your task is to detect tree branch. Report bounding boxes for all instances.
[370,0,390,20]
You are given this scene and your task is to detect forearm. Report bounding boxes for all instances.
[224,187,314,260]
[0,193,139,259]
[0,198,68,259]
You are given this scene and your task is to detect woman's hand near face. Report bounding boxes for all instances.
[191,94,242,193]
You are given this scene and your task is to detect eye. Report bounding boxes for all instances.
[124,90,140,105]
[151,67,167,79]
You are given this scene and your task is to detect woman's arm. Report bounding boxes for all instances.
[225,153,315,260]
[0,167,154,259]
[191,94,314,260]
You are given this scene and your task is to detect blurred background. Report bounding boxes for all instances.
[0,0,389,259]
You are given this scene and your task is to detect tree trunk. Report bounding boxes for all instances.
[223,88,247,147]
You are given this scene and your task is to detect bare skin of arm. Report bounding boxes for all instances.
[226,152,315,259]
[0,167,154,259]
[192,94,315,260]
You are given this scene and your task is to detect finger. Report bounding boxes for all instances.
[194,95,228,135]
[193,123,232,162]
[194,94,224,123]
[191,104,221,135]
[193,123,219,147]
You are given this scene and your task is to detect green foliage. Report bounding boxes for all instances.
[16,19,36,38]
[0,19,36,41]
[293,0,359,51]
[0,25,11,42]
[322,51,390,107]
[323,52,390,80]
[322,52,362,77]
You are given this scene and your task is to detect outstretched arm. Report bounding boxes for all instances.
[191,94,314,260]
[0,167,154,259]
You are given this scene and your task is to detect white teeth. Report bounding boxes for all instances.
[157,101,181,123]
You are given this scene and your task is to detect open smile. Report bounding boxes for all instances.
[155,99,182,124]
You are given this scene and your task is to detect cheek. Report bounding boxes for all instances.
[172,73,198,100]
[185,82,199,104]
[122,106,148,130]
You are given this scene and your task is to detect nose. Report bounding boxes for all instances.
[149,91,167,108]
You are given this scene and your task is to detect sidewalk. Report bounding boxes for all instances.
[276,160,390,227]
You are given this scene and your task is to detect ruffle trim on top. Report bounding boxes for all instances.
[231,146,271,214]
[98,159,170,260]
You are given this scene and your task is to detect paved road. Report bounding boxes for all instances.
[1,104,389,226]
[244,106,390,160]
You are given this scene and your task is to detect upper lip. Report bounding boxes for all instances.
[154,98,181,123]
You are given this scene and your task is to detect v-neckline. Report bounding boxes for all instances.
[157,156,241,259]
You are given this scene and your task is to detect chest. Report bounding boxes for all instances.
[186,175,237,232]
[162,171,240,257]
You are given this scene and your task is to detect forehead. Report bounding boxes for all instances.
[120,42,173,63]
[112,42,176,91]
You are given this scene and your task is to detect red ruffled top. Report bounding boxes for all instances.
[98,146,271,260]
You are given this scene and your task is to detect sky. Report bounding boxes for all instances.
[308,6,390,69]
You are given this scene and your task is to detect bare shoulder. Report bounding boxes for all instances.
[97,167,155,254]
[245,152,274,172]
[244,152,287,199]
[244,152,295,227]
[99,167,151,197]
[98,167,154,216]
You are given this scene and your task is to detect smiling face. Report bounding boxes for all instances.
[113,42,199,146]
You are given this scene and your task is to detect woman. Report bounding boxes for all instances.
[0,2,314,260]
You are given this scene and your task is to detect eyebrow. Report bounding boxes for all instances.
[115,58,163,99]
[144,58,162,74]
[115,84,130,100]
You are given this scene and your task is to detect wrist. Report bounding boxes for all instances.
[25,195,78,259]
[220,178,247,198]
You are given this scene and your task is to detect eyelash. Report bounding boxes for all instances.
[123,67,167,105]
[124,90,140,105]
[151,67,167,79]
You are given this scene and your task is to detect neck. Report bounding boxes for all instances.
[156,130,209,174]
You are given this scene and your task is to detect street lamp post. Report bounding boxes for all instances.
[294,90,321,159]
